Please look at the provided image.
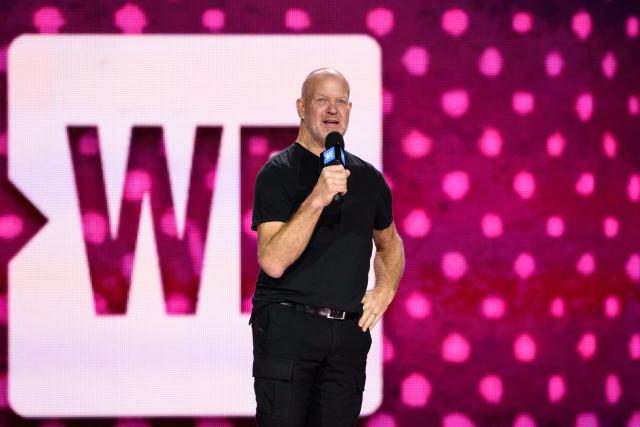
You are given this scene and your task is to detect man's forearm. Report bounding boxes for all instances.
[373,236,405,294]
[259,195,324,278]
[359,229,404,332]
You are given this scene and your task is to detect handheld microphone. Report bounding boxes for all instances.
[321,131,347,202]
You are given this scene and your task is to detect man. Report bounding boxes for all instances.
[250,68,405,426]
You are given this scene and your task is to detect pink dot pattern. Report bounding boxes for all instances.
[512,12,533,33]
[629,334,640,360]
[545,50,564,77]
[546,216,565,238]
[547,132,566,157]
[405,291,431,319]
[443,413,476,427]
[478,374,503,404]
[575,173,595,197]
[442,332,471,363]
[548,374,566,403]
[514,252,536,280]
[627,254,640,282]
[514,334,537,362]
[402,208,431,238]
[550,297,566,318]
[572,11,592,40]
[628,16,639,38]
[401,46,429,76]
[402,129,432,159]
[576,253,595,276]
[513,171,536,199]
[114,3,147,33]
[629,95,639,116]
[284,8,310,31]
[124,170,152,201]
[512,91,535,115]
[441,9,469,37]
[442,89,470,118]
[478,128,503,157]
[400,372,431,407]
[442,171,470,200]
[478,48,503,77]
[482,296,506,319]
[604,296,620,319]
[0,214,23,240]
[383,335,395,363]
[81,212,108,245]
[365,413,397,427]
[601,52,617,79]
[481,213,503,238]
[575,413,599,427]
[602,132,617,158]
[577,332,597,360]
[514,414,536,427]
[441,251,468,281]
[32,6,65,33]
[366,7,394,37]
[605,373,622,404]
[575,92,594,122]
[628,174,640,202]
[202,9,225,31]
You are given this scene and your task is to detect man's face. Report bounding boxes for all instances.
[299,76,352,144]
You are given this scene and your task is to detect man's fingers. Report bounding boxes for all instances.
[368,316,380,332]
[358,312,370,328]
[359,310,374,329]
[325,173,348,192]
[324,168,349,179]
[360,306,383,331]
[364,313,379,332]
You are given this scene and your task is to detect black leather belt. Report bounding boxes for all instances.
[279,301,359,320]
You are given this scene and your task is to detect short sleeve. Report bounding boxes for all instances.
[373,170,393,230]
[251,164,293,231]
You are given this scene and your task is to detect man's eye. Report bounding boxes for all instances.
[338,100,347,104]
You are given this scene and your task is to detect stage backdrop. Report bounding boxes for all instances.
[0,1,639,426]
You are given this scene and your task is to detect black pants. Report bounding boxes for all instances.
[251,302,372,426]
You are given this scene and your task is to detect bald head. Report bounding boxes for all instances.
[300,68,350,102]
[295,68,353,153]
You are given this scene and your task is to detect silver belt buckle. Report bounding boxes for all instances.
[327,309,346,320]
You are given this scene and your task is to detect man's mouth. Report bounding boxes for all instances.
[323,119,340,126]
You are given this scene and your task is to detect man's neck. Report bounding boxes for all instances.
[296,129,324,157]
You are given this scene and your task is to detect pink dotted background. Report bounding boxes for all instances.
[1,1,640,426]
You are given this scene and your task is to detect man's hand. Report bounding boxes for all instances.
[358,286,396,332]
[310,165,350,208]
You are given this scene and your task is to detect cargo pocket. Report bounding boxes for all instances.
[251,306,271,353]
[253,356,294,418]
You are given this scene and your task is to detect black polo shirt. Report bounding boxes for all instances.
[251,142,392,315]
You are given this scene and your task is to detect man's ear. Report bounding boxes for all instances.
[296,98,305,120]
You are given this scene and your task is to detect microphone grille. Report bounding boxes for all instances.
[325,131,344,148]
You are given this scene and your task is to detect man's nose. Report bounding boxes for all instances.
[327,101,337,113]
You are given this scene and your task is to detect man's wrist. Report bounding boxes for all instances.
[304,193,326,212]
[374,283,397,299]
